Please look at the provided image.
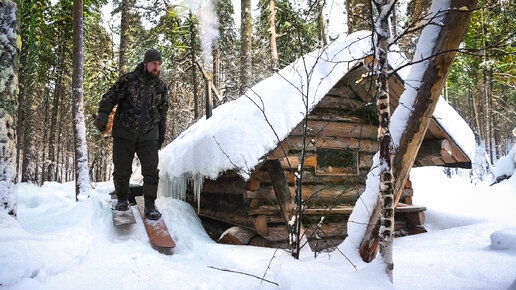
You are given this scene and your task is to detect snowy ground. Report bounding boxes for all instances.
[1,167,516,289]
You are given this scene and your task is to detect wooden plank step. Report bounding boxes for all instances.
[249,203,426,216]
[395,203,427,213]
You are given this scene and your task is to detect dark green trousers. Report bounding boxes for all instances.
[113,137,159,205]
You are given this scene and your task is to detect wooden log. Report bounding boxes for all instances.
[262,226,289,242]
[431,157,446,166]
[359,0,477,262]
[202,178,245,194]
[264,221,348,242]
[401,188,414,197]
[308,107,373,124]
[298,171,366,184]
[304,220,348,239]
[395,205,426,213]
[291,120,378,139]
[255,215,269,236]
[404,179,412,189]
[324,85,355,100]
[416,139,453,161]
[249,169,296,184]
[246,179,261,191]
[246,184,363,205]
[302,184,364,203]
[427,120,470,164]
[287,136,379,153]
[279,155,317,169]
[266,160,298,234]
[249,198,260,209]
[267,140,290,159]
[244,187,280,200]
[317,94,364,110]
[279,152,373,171]
[218,226,256,245]
[249,205,354,216]
[406,211,425,227]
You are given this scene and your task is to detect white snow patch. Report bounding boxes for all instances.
[491,227,516,250]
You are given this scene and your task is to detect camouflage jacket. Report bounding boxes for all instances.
[97,63,169,141]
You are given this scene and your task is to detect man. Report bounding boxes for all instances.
[95,48,169,220]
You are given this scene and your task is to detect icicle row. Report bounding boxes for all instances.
[158,173,204,212]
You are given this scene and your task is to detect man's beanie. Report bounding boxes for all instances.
[144,48,162,64]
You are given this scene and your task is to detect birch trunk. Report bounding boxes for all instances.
[374,0,396,281]
[269,0,278,67]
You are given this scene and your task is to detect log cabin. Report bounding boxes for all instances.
[149,31,475,251]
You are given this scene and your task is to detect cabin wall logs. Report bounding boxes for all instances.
[188,88,426,248]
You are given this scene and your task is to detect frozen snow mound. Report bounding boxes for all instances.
[490,227,516,250]
[492,146,516,179]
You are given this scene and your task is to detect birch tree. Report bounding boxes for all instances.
[72,0,90,199]
[372,0,396,281]
[356,0,478,281]
[0,0,19,216]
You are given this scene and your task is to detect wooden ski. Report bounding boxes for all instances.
[135,196,176,252]
[111,196,136,226]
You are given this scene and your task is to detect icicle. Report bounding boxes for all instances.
[192,173,204,213]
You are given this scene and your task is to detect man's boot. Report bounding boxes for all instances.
[144,200,161,220]
[115,192,130,211]
[143,181,160,220]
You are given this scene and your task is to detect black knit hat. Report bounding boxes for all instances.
[143,48,162,64]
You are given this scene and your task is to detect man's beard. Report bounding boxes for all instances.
[150,69,160,77]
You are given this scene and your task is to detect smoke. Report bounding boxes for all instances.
[183,0,220,70]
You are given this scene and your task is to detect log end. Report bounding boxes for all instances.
[359,237,380,263]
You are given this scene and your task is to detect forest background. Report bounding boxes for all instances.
[6,0,515,186]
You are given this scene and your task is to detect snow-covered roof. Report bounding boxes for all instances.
[159,31,374,181]
[433,96,476,162]
[158,30,475,183]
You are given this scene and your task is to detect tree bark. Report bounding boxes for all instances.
[239,0,252,95]
[0,0,19,216]
[268,0,278,67]
[72,0,90,199]
[47,38,65,182]
[374,0,396,281]
[190,12,199,118]
[359,0,477,263]
[118,0,129,75]
[346,0,372,34]
[316,0,327,47]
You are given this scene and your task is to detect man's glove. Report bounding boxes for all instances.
[95,119,107,132]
